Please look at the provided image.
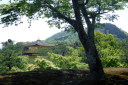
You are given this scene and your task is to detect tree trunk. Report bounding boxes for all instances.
[77,28,105,80]
[85,41,105,80]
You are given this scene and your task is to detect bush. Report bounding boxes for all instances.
[34,56,60,70]
[0,65,8,74]
[101,56,120,67]
[0,56,29,74]
[8,66,24,73]
[48,53,88,69]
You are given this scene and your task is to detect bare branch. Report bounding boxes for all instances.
[95,11,111,16]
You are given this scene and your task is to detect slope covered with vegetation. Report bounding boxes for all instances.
[46,31,78,45]
[46,23,127,45]
[96,23,127,39]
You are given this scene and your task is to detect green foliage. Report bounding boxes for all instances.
[77,46,86,62]
[46,23,128,45]
[7,56,29,73]
[46,31,128,67]
[0,40,24,56]
[95,23,127,39]
[94,32,125,67]
[0,64,8,74]
[0,39,28,74]
[8,66,24,73]
[0,0,127,27]
[34,56,60,70]
[0,55,29,74]
[66,46,78,56]
[37,48,52,56]
[46,31,78,45]
[48,52,88,69]
[101,56,120,67]
[119,37,128,65]
[0,33,127,75]
[46,42,69,56]
[0,1,128,79]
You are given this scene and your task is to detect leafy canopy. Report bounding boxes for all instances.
[0,0,127,29]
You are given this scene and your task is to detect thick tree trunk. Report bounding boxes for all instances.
[77,28,105,80]
[85,41,105,80]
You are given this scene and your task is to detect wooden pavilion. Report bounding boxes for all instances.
[23,40,54,58]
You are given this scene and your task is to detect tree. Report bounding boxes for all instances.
[1,39,14,47]
[120,37,128,64]
[0,40,27,74]
[95,32,121,67]
[0,0,127,80]
[0,40,23,71]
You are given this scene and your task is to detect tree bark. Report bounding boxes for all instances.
[77,26,105,80]
[85,41,105,80]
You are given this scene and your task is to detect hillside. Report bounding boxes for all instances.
[96,23,127,39]
[46,23,127,44]
[46,31,79,44]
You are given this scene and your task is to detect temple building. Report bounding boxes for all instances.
[23,40,54,58]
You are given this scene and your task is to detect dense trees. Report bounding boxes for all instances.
[0,31,128,75]
[0,0,128,80]
[98,23,127,39]
[0,39,27,74]
[46,31,79,44]
[45,31,128,67]
[95,32,121,67]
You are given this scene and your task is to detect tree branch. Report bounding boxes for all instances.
[79,0,89,7]
[72,0,86,31]
[81,6,96,38]
[81,6,91,27]
[95,11,111,16]
[41,1,76,27]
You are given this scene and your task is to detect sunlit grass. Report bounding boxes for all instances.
[104,67,128,79]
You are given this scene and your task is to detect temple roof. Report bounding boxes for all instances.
[24,40,54,47]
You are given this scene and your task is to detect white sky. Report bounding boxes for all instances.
[0,0,128,45]
[0,17,62,42]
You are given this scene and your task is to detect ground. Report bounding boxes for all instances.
[0,68,128,85]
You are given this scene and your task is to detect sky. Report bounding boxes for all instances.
[0,0,128,45]
[0,17,62,42]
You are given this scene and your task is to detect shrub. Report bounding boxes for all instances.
[48,53,88,69]
[101,56,120,67]
[34,56,60,70]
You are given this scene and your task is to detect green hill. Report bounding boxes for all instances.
[46,31,79,44]
[96,23,127,39]
[45,23,127,44]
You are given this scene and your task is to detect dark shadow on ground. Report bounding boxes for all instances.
[0,68,128,85]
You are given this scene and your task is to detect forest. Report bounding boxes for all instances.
[0,25,128,74]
